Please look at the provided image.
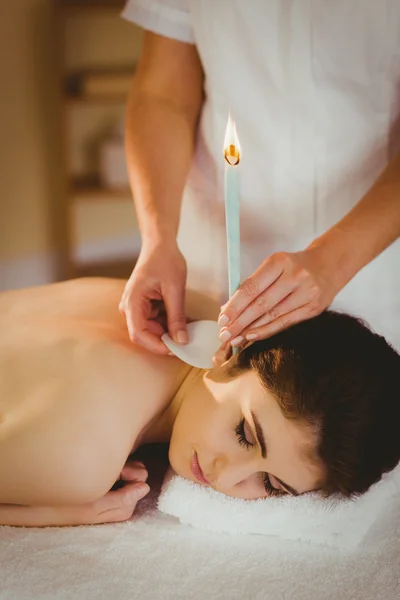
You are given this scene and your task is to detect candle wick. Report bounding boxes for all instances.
[224,144,240,166]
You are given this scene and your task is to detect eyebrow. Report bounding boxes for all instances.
[250,410,300,497]
[250,410,267,458]
[274,477,300,497]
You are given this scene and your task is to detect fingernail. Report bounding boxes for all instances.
[168,352,175,357]
[176,330,189,344]
[246,333,258,341]
[219,329,232,343]
[137,483,150,498]
[230,335,244,347]
[218,314,229,327]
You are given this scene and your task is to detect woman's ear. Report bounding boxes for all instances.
[210,338,256,380]
[212,342,232,368]
[207,344,240,383]
[212,338,255,369]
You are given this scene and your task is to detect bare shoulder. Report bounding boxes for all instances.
[0,278,127,325]
[0,277,220,324]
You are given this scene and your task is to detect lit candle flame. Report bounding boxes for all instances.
[224,114,241,166]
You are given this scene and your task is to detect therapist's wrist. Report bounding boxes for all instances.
[140,229,179,254]
[305,227,360,296]
[139,213,179,250]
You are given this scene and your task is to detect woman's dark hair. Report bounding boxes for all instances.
[232,311,400,497]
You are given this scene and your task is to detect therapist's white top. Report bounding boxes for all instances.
[123,0,400,350]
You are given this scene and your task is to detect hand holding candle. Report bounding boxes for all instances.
[217,249,337,348]
[218,117,333,350]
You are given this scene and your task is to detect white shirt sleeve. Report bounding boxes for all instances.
[121,0,195,44]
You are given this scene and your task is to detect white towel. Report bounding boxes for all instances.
[158,462,400,549]
[1,444,399,599]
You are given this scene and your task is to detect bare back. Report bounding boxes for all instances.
[0,278,190,506]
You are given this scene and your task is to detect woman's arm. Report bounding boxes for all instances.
[0,463,149,528]
[0,504,78,527]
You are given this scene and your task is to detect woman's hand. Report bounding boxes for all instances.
[119,242,188,354]
[217,248,337,347]
[76,460,150,525]
[0,461,150,527]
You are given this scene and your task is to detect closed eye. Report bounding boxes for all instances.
[235,418,298,497]
[235,418,255,449]
[263,472,286,496]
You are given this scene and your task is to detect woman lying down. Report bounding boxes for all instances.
[0,277,399,527]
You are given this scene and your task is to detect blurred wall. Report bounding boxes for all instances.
[0,0,65,288]
[0,1,142,290]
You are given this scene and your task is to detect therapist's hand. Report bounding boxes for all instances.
[217,249,337,347]
[119,241,188,354]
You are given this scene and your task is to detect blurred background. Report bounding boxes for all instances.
[0,0,142,291]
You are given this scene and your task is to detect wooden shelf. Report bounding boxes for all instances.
[66,93,128,104]
[69,177,131,199]
[58,0,140,277]
[64,67,134,101]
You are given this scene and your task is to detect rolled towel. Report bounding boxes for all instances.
[158,462,400,548]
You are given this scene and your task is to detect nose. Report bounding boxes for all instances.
[210,454,257,491]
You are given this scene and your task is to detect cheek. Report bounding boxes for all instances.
[169,397,210,465]
[168,398,216,476]
[172,395,236,459]
[222,475,267,500]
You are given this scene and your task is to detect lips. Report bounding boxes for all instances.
[190,452,211,485]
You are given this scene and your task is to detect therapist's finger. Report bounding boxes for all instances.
[163,284,189,345]
[242,303,317,342]
[219,277,295,344]
[218,255,284,326]
[122,290,170,354]
[237,288,317,342]
[147,320,167,337]
[129,323,169,354]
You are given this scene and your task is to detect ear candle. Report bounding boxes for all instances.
[223,114,241,354]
